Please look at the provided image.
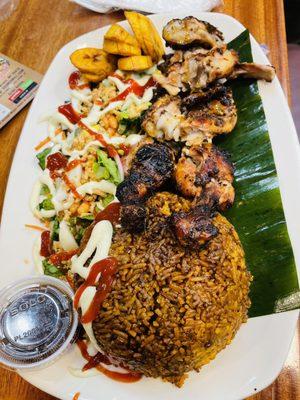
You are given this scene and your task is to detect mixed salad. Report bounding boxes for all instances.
[31,66,157,279]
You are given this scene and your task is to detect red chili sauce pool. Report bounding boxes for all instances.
[46,152,68,174]
[95,202,121,224]
[69,71,90,90]
[40,230,52,257]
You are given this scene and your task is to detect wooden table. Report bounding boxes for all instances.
[0,0,298,399]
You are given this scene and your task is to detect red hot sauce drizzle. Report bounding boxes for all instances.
[45,152,82,198]
[49,249,78,266]
[110,77,156,103]
[119,144,131,156]
[77,120,108,147]
[65,159,84,172]
[58,103,82,124]
[62,173,82,199]
[69,71,81,90]
[81,257,118,324]
[76,340,142,383]
[69,71,89,90]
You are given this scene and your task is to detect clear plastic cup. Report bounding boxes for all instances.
[0,276,78,370]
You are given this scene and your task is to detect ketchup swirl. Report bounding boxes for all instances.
[74,257,118,323]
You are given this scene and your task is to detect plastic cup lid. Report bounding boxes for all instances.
[0,276,78,369]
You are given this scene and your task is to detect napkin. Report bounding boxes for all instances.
[72,0,223,14]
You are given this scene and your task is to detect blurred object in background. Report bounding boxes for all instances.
[285,0,300,136]
[70,0,222,14]
[0,0,19,21]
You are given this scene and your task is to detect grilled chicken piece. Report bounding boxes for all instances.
[142,86,237,145]
[117,143,175,204]
[185,45,238,91]
[231,62,275,82]
[175,144,235,211]
[181,83,230,107]
[117,143,175,232]
[120,204,148,232]
[183,86,237,142]
[122,136,153,176]
[155,46,275,95]
[170,144,234,248]
[154,45,238,95]
[142,95,183,141]
[201,178,235,211]
[170,205,218,247]
[163,17,224,49]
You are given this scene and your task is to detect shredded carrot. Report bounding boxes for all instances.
[25,224,46,232]
[34,136,51,151]
[73,393,80,400]
[34,128,63,151]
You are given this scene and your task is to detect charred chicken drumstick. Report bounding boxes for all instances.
[116,143,175,231]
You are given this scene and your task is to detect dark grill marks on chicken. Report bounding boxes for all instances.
[170,205,219,247]
[175,144,235,210]
[182,85,237,140]
[116,143,175,232]
[162,17,224,50]
[171,144,234,247]
[122,137,153,176]
[181,84,230,109]
[120,204,148,233]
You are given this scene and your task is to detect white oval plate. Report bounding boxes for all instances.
[0,12,299,400]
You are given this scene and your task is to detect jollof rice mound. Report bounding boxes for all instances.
[93,192,252,386]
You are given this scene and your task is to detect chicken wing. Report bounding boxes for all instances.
[116,143,175,231]
[154,45,239,95]
[156,18,275,95]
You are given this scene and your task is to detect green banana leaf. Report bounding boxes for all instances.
[217,30,300,317]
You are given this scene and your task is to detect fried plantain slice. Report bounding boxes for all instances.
[125,11,164,62]
[104,24,140,48]
[103,38,141,56]
[70,48,116,78]
[82,72,103,82]
[118,55,153,71]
